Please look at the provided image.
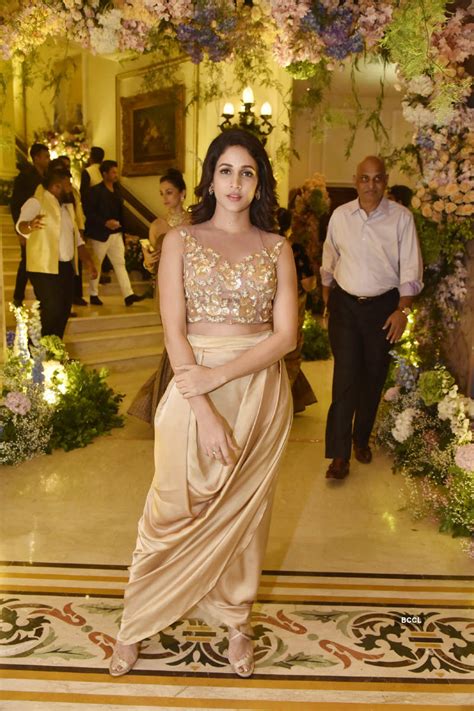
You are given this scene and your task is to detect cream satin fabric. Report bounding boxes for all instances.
[118,332,292,644]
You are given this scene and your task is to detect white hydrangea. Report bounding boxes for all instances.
[89,8,122,54]
[438,387,473,445]
[407,74,434,97]
[392,408,417,443]
[402,101,437,128]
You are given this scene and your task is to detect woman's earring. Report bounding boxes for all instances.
[255,188,261,201]
[209,184,214,196]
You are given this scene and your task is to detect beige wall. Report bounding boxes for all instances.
[13,48,413,215]
[83,51,292,218]
[289,60,413,192]
[0,61,17,180]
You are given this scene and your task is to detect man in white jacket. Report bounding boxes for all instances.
[17,168,97,338]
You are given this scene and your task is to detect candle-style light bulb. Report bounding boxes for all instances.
[260,101,272,117]
[242,86,254,105]
[222,102,235,117]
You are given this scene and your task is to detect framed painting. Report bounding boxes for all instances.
[121,86,185,176]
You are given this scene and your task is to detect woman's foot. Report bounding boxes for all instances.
[228,628,254,678]
[109,641,139,677]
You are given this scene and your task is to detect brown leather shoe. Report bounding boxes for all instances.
[353,443,372,464]
[326,458,350,480]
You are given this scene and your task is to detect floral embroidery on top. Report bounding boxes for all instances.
[182,230,284,324]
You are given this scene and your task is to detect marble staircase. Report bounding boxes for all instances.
[0,205,164,371]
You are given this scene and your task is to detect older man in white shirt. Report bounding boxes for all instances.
[321,156,423,480]
[17,168,97,338]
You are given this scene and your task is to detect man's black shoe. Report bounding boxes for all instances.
[353,443,372,464]
[90,296,103,306]
[326,458,350,480]
[73,297,88,306]
[125,293,146,307]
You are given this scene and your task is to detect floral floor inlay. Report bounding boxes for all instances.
[1,563,473,709]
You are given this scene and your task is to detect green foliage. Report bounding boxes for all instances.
[382,144,422,177]
[418,368,454,406]
[48,363,124,452]
[287,61,323,81]
[381,0,447,79]
[345,69,389,158]
[438,466,474,537]
[41,335,68,363]
[414,213,473,266]
[430,77,472,123]
[302,313,331,361]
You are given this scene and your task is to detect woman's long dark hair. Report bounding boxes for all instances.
[160,168,186,193]
[190,128,278,231]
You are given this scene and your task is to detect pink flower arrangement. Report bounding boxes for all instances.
[383,386,400,402]
[4,392,32,416]
[455,444,474,473]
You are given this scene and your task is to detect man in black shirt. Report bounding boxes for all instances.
[10,143,50,306]
[84,160,144,306]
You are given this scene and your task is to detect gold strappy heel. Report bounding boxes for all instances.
[228,629,254,678]
[109,642,139,677]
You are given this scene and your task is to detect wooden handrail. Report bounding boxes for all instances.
[15,136,29,166]
[120,185,157,224]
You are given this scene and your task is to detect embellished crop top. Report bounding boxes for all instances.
[182,229,284,325]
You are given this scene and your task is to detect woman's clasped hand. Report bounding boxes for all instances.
[174,363,223,398]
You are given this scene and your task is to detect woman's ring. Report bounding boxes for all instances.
[211,449,218,456]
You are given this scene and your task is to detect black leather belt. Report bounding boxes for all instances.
[336,284,397,303]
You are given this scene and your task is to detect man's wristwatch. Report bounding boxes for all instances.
[398,306,412,317]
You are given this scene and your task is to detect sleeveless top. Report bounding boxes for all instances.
[182,229,285,325]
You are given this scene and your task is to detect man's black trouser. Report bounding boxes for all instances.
[325,284,399,461]
[28,261,75,339]
[13,243,29,304]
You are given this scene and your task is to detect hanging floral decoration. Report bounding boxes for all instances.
[1,2,471,215]
[0,304,124,466]
[34,126,90,174]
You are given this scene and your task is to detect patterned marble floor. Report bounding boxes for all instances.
[1,562,473,709]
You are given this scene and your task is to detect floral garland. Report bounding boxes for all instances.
[2,3,471,202]
[1,303,124,465]
[376,359,474,546]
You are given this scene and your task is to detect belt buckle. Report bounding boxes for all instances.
[357,296,369,303]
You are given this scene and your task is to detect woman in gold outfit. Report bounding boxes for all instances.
[128,169,190,422]
[110,129,297,678]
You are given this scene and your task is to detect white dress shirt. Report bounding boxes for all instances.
[321,197,423,297]
[17,197,84,262]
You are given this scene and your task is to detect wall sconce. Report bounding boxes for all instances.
[219,87,274,145]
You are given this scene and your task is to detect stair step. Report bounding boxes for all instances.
[0,269,151,290]
[65,310,161,334]
[79,344,164,373]
[3,284,153,303]
[2,259,22,270]
[1,235,19,247]
[64,324,163,358]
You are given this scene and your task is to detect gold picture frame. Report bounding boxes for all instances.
[120,86,185,176]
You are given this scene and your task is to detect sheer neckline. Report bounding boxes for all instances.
[182,229,281,270]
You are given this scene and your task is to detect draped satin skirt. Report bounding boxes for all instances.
[117,332,293,644]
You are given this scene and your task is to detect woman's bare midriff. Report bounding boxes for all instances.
[187,322,272,336]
